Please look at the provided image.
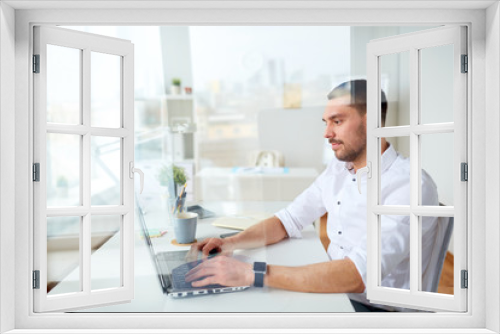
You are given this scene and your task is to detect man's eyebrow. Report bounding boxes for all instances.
[322,112,346,122]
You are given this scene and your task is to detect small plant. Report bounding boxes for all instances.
[157,164,187,187]
[171,78,181,87]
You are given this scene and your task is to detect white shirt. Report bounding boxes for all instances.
[275,144,440,308]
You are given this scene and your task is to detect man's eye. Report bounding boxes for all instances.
[335,120,341,125]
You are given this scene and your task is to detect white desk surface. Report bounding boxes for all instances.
[65,200,354,313]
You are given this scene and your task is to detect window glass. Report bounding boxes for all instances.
[380,215,411,291]
[420,133,454,206]
[420,216,454,295]
[46,133,81,207]
[91,215,122,290]
[47,44,81,124]
[380,51,410,127]
[91,52,122,128]
[420,44,454,124]
[47,216,81,295]
[91,136,121,206]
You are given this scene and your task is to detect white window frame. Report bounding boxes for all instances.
[365,26,467,312]
[1,2,498,333]
[33,25,135,312]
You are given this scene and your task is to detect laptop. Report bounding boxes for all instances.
[136,199,250,298]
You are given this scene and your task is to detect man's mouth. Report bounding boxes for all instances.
[330,140,342,150]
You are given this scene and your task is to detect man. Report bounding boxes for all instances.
[186,80,439,311]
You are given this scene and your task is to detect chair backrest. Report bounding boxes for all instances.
[428,216,454,293]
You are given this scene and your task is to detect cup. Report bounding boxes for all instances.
[172,212,198,244]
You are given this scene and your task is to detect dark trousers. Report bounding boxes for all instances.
[350,300,390,312]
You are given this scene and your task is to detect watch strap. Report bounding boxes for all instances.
[254,272,265,287]
[253,261,267,288]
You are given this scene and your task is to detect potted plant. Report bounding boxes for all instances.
[157,164,188,197]
[171,78,181,95]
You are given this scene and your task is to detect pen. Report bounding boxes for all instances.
[172,183,187,214]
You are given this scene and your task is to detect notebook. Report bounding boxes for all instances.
[211,213,270,231]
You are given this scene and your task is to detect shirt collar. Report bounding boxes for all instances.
[331,143,398,175]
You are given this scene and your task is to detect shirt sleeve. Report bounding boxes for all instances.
[274,165,330,239]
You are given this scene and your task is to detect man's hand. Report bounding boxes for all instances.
[185,255,254,287]
[189,237,235,258]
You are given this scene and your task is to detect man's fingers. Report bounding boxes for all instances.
[186,267,217,283]
[196,239,210,251]
[190,276,217,287]
[202,239,220,256]
[185,258,222,281]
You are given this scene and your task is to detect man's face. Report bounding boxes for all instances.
[322,96,367,164]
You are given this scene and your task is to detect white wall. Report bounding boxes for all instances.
[0,2,16,333]
[159,26,193,94]
[257,107,326,172]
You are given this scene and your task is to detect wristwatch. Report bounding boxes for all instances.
[253,262,267,287]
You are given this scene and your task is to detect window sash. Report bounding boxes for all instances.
[366,25,468,312]
[33,25,135,312]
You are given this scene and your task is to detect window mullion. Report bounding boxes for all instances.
[82,47,92,294]
[409,46,420,294]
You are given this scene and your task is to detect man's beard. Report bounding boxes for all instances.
[330,124,366,162]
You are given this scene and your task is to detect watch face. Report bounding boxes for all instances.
[254,261,267,272]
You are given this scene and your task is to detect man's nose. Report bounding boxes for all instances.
[324,125,335,139]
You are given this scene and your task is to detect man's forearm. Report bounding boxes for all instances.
[264,258,365,293]
[225,216,288,251]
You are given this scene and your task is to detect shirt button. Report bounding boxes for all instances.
[352,178,356,182]
[338,231,342,235]
[340,246,344,250]
[337,201,341,205]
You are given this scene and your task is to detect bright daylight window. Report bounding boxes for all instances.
[41,25,463,313]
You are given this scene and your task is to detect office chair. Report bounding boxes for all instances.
[428,215,454,293]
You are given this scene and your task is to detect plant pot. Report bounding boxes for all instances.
[171,85,181,95]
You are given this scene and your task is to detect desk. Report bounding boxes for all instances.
[195,167,319,201]
[54,200,354,312]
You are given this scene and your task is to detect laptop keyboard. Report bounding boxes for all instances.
[171,260,224,290]
[156,251,223,290]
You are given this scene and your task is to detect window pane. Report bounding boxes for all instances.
[380,215,410,291]
[420,216,454,295]
[380,51,410,127]
[420,133,454,206]
[46,133,81,207]
[420,44,454,124]
[91,52,121,128]
[91,215,122,290]
[380,137,410,205]
[47,44,81,124]
[47,216,81,295]
[91,136,121,206]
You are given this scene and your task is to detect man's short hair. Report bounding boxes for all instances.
[327,79,388,125]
